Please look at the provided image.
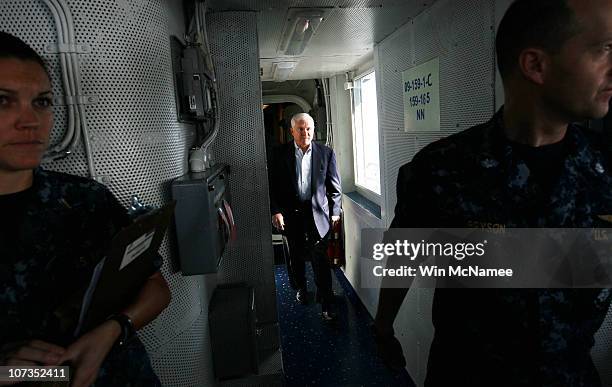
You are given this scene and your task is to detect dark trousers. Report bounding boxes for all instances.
[284,202,333,306]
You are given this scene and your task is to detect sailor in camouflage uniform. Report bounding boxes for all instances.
[1,169,164,386]
[0,32,170,386]
[374,0,612,386]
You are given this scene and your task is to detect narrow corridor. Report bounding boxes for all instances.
[275,264,415,386]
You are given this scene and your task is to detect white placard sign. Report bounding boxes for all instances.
[402,57,440,132]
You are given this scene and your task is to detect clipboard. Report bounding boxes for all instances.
[74,201,175,336]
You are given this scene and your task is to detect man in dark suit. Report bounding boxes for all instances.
[269,112,342,320]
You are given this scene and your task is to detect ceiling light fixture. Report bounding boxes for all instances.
[277,9,327,56]
[272,61,298,82]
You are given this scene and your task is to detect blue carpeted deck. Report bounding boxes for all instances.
[274,264,416,387]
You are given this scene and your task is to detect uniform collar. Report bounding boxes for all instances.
[482,107,603,177]
[480,107,610,226]
[31,167,51,203]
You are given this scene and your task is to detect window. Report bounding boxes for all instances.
[352,71,381,195]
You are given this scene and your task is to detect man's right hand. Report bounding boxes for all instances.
[272,213,285,231]
[0,340,66,385]
[371,324,406,372]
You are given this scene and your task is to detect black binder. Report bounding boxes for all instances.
[74,201,175,336]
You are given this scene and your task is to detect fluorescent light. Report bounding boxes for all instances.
[272,61,297,82]
[278,9,326,56]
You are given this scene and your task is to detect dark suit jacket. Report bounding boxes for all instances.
[269,141,342,238]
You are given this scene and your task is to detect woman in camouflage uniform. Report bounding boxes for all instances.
[0,32,171,387]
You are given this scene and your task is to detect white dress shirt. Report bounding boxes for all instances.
[294,142,312,201]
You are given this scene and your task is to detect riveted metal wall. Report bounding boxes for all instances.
[207,12,278,323]
[0,1,217,386]
[374,0,495,384]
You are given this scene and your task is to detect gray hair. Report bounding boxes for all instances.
[290,112,315,129]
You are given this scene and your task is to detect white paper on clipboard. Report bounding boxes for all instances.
[119,230,155,270]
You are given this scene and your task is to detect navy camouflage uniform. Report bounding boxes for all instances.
[391,109,612,386]
[0,168,162,386]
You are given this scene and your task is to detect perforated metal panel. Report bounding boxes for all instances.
[0,1,215,386]
[151,309,215,385]
[207,11,279,324]
[257,4,432,80]
[593,306,612,385]
[373,1,495,384]
[378,0,495,229]
[209,0,437,81]
[375,21,414,227]
[208,0,432,11]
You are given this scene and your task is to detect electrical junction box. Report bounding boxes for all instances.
[171,163,232,275]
